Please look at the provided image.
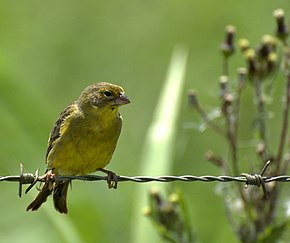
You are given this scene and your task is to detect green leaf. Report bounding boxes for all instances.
[131,45,188,243]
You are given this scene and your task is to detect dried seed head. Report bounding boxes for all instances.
[205,150,214,160]
[245,48,255,59]
[205,150,224,167]
[169,193,179,204]
[149,187,160,196]
[257,35,277,60]
[273,9,289,40]
[161,203,175,214]
[224,93,234,103]
[149,187,163,206]
[142,206,151,216]
[219,75,229,86]
[221,25,236,57]
[239,38,250,53]
[245,49,258,76]
[219,75,229,97]
[268,52,277,62]
[237,68,247,88]
[257,43,270,60]
[274,8,285,18]
[256,142,266,156]
[267,52,278,73]
[262,35,277,50]
[238,67,247,76]
[188,89,198,107]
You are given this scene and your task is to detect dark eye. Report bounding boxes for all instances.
[103,91,112,97]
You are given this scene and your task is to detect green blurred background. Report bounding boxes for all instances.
[0,1,289,242]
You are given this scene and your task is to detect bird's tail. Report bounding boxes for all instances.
[26,179,70,214]
[53,181,70,214]
[26,179,54,211]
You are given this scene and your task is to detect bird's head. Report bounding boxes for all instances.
[78,82,130,114]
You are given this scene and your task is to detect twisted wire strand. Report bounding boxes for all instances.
[2,172,290,184]
[0,162,289,198]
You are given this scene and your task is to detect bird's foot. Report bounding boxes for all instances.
[25,170,55,194]
[98,168,118,189]
[42,170,56,190]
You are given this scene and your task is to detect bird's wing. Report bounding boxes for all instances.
[45,101,82,163]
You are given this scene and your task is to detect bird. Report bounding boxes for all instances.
[26,82,130,213]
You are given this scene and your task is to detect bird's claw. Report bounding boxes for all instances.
[25,170,55,194]
[107,171,118,189]
[98,168,118,189]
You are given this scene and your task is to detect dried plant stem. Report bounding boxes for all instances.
[254,78,268,149]
[223,57,229,76]
[225,114,239,175]
[234,69,246,139]
[279,74,290,173]
[193,103,225,137]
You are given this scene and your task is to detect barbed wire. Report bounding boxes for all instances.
[1,161,290,198]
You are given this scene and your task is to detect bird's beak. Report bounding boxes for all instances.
[114,93,130,105]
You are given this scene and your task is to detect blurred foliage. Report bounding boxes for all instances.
[0,1,289,243]
[190,8,290,242]
[146,7,289,242]
[132,46,187,243]
[144,189,196,243]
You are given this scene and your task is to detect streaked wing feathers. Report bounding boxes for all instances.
[45,102,81,162]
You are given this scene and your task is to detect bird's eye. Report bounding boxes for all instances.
[103,91,112,97]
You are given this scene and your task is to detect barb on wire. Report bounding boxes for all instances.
[241,160,272,199]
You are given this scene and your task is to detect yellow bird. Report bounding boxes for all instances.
[27,82,130,213]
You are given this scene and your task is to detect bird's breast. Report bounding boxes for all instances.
[47,115,122,175]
